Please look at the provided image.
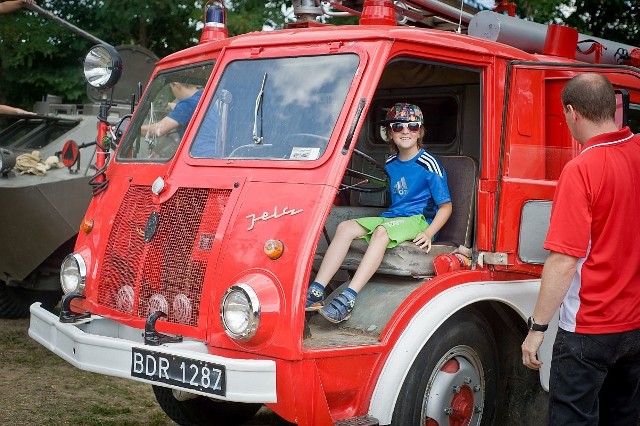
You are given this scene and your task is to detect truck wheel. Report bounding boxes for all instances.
[152,385,262,426]
[0,281,61,319]
[392,309,498,426]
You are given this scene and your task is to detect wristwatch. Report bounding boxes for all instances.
[527,316,548,332]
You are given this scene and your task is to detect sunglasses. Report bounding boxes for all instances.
[389,122,422,133]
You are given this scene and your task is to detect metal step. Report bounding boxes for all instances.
[334,415,379,426]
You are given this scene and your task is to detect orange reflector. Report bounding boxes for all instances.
[264,239,284,260]
[80,218,94,234]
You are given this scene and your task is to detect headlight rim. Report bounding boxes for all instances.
[83,43,123,90]
[220,283,260,341]
[60,253,87,295]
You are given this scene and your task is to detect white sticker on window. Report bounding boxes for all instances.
[290,147,320,160]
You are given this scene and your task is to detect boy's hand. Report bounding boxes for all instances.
[413,231,432,252]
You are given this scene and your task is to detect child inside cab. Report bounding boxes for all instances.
[306,103,453,323]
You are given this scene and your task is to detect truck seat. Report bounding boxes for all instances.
[317,155,477,277]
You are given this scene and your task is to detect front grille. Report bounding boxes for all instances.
[98,186,231,327]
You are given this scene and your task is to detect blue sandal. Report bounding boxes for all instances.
[318,290,356,323]
[305,282,325,311]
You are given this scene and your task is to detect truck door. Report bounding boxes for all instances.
[494,66,640,275]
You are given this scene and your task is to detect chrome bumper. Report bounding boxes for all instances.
[28,303,276,403]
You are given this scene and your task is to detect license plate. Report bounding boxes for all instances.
[131,348,226,396]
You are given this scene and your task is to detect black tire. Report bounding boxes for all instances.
[0,281,61,319]
[392,309,498,426]
[152,385,262,426]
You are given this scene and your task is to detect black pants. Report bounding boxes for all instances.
[548,328,640,426]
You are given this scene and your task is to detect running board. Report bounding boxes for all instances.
[334,416,379,426]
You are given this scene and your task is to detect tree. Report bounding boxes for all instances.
[0,0,283,109]
[517,0,639,46]
[0,0,638,111]
[563,0,638,46]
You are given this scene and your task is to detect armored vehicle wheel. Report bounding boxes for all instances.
[0,281,61,319]
[152,385,262,426]
[392,309,498,426]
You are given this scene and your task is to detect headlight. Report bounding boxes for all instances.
[83,44,123,90]
[60,254,87,295]
[220,284,260,340]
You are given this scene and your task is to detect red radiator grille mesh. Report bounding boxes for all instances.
[98,186,231,327]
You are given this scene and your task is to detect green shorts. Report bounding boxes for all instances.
[353,214,428,249]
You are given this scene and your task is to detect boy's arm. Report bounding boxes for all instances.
[413,201,452,250]
[424,201,452,240]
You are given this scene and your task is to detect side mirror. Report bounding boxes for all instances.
[112,114,132,148]
[615,89,630,129]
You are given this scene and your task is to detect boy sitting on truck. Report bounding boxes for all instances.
[306,103,453,323]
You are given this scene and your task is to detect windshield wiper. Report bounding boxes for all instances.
[252,73,267,145]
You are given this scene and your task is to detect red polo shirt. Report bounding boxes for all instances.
[545,127,640,333]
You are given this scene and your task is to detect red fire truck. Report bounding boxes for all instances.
[28,1,640,425]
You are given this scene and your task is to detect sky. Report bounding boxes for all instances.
[475,0,495,8]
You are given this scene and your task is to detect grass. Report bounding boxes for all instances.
[0,317,285,425]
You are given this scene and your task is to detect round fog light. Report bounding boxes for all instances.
[60,254,87,295]
[220,284,260,340]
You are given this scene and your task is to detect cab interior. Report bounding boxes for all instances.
[305,58,482,347]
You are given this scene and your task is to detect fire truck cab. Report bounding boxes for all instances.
[29,1,640,425]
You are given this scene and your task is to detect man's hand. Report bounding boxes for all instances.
[522,330,545,370]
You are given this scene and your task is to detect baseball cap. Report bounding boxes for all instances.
[380,103,423,125]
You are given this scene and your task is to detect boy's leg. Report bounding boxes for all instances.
[318,226,390,323]
[306,220,367,311]
[348,225,390,293]
[314,220,367,285]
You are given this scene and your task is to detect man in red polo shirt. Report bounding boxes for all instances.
[521,73,640,425]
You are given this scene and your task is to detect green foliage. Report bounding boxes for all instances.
[0,0,638,111]
[516,0,566,23]
[564,0,639,44]
[0,0,290,108]
[517,0,639,46]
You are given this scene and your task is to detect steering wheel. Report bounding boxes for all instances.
[147,131,181,159]
[287,133,329,146]
[340,149,390,193]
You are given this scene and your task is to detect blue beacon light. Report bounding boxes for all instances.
[200,1,228,43]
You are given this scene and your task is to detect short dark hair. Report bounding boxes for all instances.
[561,73,616,123]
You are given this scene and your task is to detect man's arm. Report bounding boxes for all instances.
[141,116,179,138]
[0,0,35,14]
[0,104,35,114]
[521,250,578,369]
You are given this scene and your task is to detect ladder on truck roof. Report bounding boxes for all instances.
[293,0,482,32]
[291,0,640,67]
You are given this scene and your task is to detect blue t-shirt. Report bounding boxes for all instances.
[168,89,203,138]
[381,149,451,220]
[190,100,220,158]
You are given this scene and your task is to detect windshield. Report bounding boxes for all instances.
[117,62,215,161]
[190,54,359,161]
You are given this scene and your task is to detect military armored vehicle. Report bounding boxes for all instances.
[0,5,157,318]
